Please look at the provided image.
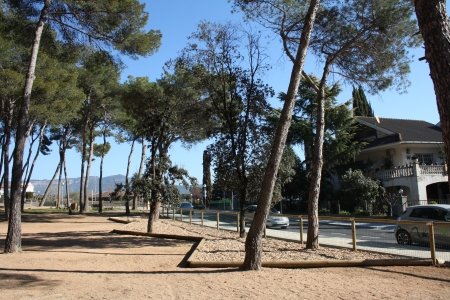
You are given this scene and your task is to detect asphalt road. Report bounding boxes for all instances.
[168,208,450,262]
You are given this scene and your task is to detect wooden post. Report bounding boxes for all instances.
[428,222,437,265]
[264,226,266,238]
[172,206,175,220]
[180,209,183,222]
[216,212,219,230]
[189,210,192,225]
[236,213,239,233]
[201,211,204,227]
[300,216,304,244]
[351,218,357,251]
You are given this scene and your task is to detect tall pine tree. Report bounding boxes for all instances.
[352,86,374,117]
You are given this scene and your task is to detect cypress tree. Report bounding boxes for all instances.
[352,85,374,117]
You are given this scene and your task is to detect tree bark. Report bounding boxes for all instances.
[21,122,47,211]
[414,1,450,186]
[125,139,135,215]
[99,130,107,213]
[306,63,330,249]
[132,138,146,210]
[64,161,69,209]
[2,104,13,220]
[242,0,321,270]
[5,1,50,253]
[83,125,95,213]
[39,162,61,206]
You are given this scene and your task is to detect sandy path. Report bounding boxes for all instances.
[1,213,449,300]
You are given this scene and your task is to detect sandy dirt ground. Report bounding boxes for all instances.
[1,212,450,300]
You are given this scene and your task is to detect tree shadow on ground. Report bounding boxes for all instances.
[366,266,450,283]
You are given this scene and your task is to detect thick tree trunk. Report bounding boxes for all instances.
[242,0,320,270]
[147,201,156,233]
[414,1,450,187]
[5,1,50,253]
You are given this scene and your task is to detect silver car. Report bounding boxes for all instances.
[245,205,289,229]
[395,204,450,247]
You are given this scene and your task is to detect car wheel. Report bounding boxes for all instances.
[396,230,412,245]
[281,226,288,229]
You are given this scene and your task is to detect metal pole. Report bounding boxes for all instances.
[201,211,204,227]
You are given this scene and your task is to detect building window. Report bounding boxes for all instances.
[416,153,433,165]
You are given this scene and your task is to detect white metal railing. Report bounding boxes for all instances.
[373,166,413,180]
[420,165,445,175]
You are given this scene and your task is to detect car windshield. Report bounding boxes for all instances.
[270,208,279,214]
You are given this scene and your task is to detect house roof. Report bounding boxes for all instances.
[355,117,443,149]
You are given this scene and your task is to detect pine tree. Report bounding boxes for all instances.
[352,86,374,117]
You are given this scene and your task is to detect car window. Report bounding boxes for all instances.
[433,208,448,221]
[410,207,435,219]
[445,210,450,221]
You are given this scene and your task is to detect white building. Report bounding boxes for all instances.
[354,117,448,205]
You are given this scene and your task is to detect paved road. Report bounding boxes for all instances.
[166,208,450,262]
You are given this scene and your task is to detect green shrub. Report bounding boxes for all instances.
[354,210,371,216]
[319,208,330,215]
[429,201,438,204]
[339,210,351,215]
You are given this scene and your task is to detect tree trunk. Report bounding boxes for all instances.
[414,1,450,188]
[132,139,146,210]
[306,64,330,249]
[79,137,86,213]
[21,121,47,212]
[99,131,107,213]
[147,200,158,233]
[5,1,50,253]
[57,157,64,209]
[239,186,246,238]
[39,162,61,206]
[125,139,135,215]
[79,90,92,214]
[83,126,95,213]
[2,123,11,221]
[64,160,70,209]
[242,0,321,270]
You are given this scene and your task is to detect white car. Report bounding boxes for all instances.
[395,204,450,247]
[245,205,289,229]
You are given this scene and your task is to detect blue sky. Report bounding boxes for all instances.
[31,0,444,184]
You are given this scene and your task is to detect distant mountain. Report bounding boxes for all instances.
[30,175,191,195]
[30,174,127,195]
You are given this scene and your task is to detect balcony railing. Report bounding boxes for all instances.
[373,166,413,180]
[371,164,446,180]
[420,165,446,175]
